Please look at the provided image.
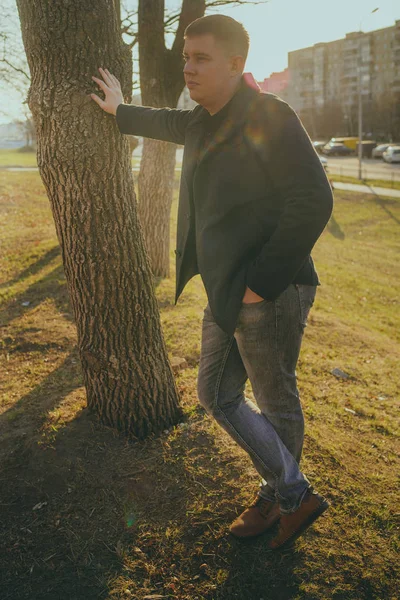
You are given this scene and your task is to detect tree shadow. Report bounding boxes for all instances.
[0,246,61,290]
[0,263,73,329]
[0,350,82,460]
[326,214,345,240]
[362,181,400,226]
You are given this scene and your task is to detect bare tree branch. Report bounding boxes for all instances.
[205,0,267,7]
[0,56,30,81]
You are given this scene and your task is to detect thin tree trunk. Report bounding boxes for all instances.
[137,0,205,278]
[16,0,182,439]
[138,139,177,278]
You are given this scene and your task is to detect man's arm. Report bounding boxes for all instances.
[115,103,195,145]
[245,95,334,300]
[90,67,194,145]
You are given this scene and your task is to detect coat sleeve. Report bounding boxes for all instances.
[245,95,334,300]
[115,102,195,145]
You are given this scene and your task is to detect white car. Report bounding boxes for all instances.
[372,143,391,159]
[382,146,400,163]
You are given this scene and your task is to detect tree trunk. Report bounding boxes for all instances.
[15,0,182,439]
[137,0,205,278]
[138,139,177,278]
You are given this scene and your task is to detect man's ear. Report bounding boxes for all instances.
[230,55,245,76]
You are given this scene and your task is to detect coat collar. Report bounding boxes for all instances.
[187,73,261,167]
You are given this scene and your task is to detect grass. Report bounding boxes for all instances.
[0,169,399,599]
[0,147,40,168]
[331,173,400,191]
[0,148,141,168]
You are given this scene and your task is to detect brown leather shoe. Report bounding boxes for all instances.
[229,495,281,539]
[268,487,329,550]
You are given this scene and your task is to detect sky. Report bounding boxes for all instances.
[0,0,398,125]
[211,0,398,79]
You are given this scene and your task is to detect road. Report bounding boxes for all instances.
[325,156,400,182]
[142,148,400,183]
[3,149,400,184]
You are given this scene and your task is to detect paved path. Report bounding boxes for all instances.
[332,181,400,198]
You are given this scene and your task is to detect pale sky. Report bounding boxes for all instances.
[211,0,398,79]
[0,0,398,125]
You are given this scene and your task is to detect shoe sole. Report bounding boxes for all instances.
[268,498,330,550]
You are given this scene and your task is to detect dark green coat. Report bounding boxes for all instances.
[116,77,333,335]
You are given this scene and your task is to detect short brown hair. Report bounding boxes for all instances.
[184,14,250,62]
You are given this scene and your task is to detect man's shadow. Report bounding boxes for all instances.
[1,357,307,599]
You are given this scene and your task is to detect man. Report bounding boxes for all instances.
[90,14,333,551]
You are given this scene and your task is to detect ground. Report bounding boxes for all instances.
[0,168,399,599]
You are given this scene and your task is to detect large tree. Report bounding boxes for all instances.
[15,0,182,439]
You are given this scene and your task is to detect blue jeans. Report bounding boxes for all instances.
[197,283,317,514]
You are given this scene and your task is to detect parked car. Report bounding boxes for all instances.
[372,143,392,159]
[322,142,353,156]
[382,146,400,163]
[356,141,377,158]
[313,141,328,154]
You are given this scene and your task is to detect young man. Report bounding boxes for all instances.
[90,15,333,550]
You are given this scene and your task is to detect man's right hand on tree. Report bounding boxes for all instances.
[90,67,124,115]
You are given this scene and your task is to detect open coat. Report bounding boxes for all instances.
[115,76,334,335]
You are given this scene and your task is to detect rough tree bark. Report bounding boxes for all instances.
[15,0,182,439]
[137,0,206,278]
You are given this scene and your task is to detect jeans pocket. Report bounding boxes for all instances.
[295,284,317,328]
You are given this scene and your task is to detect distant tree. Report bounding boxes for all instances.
[0,0,36,143]
[316,101,344,139]
[371,90,400,141]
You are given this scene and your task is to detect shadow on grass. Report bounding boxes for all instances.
[0,350,82,456]
[0,366,311,600]
[0,246,61,290]
[0,263,73,328]
[326,214,345,240]
[1,353,394,598]
[363,181,400,226]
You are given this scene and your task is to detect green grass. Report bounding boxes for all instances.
[0,147,141,168]
[0,147,39,167]
[331,173,400,190]
[0,170,399,599]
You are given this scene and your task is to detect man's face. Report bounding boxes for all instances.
[183,34,241,106]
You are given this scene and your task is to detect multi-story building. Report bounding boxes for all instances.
[286,20,400,139]
[258,68,289,98]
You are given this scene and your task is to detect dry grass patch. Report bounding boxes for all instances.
[0,171,399,600]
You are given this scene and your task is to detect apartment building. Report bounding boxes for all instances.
[258,68,289,98]
[286,20,400,138]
